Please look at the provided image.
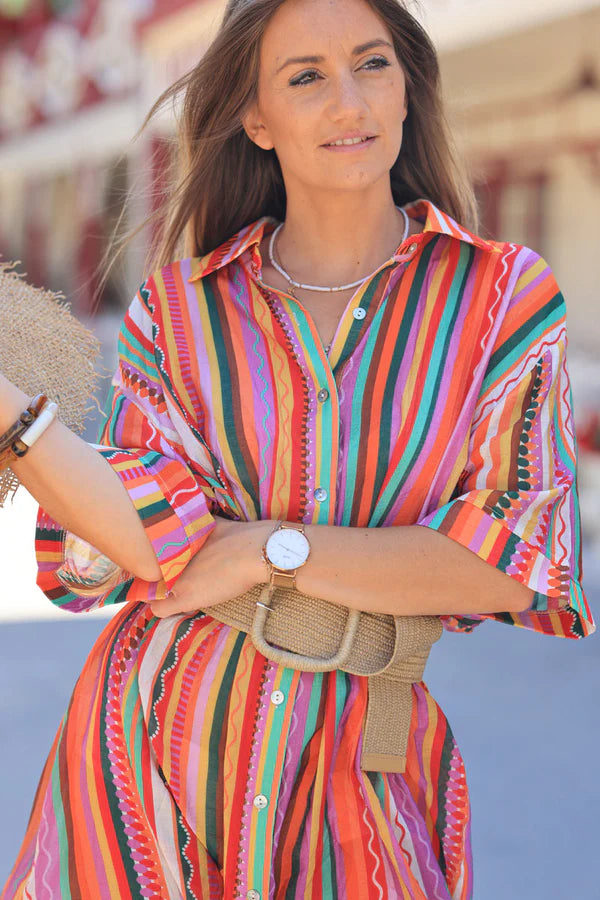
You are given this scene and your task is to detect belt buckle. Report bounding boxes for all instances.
[251,585,361,672]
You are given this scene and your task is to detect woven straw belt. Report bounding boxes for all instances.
[200,583,443,773]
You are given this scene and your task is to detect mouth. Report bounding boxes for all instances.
[321,135,377,148]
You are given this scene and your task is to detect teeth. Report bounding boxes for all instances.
[327,136,371,146]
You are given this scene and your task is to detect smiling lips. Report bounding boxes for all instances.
[322,135,376,150]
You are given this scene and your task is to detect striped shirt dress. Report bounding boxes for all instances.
[2,198,594,900]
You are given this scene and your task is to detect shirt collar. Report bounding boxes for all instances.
[187,197,497,283]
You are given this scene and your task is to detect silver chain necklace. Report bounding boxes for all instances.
[268,206,410,293]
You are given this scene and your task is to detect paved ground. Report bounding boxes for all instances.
[1,556,598,898]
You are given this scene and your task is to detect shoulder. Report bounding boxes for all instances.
[425,213,569,380]
[136,216,276,307]
[408,200,554,293]
[494,244,566,319]
[117,261,202,356]
[125,255,223,335]
[482,245,568,384]
[450,226,567,322]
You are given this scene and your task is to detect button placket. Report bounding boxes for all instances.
[245,667,296,900]
[235,663,281,898]
[304,352,338,525]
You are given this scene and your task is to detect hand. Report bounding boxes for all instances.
[149,515,274,619]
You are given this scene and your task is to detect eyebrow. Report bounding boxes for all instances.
[274,39,394,75]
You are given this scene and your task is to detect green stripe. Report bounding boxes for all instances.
[203,277,260,517]
[286,802,311,899]
[434,725,456,877]
[135,497,171,521]
[371,239,441,518]
[176,811,195,899]
[290,312,336,525]
[50,716,73,897]
[322,806,337,896]
[96,382,117,441]
[122,675,146,808]
[341,314,385,526]
[99,607,145,896]
[483,291,564,391]
[103,393,126,445]
[372,243,472,525]
[335,269,387,371]
[205,628,247,863]
[251,666,297,890]
[117,326,156,375]
[338,261,415,524]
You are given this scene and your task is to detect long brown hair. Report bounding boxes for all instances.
[95,0,478,309]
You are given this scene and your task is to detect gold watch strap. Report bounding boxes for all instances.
[279,521,306,534]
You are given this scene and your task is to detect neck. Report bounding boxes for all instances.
[277,185,412,287]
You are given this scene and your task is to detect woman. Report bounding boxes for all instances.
[1,0,594,897]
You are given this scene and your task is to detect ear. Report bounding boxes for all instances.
[241,102,274,151]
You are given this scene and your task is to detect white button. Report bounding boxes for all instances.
[408,242,418,254]
[352,307,366,320]
[271,690,285,705]
[247,892,260,900]
[253,794,269,810]
[317,388,329,403]
[314,487,328,502]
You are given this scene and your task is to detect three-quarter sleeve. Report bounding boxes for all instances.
[35,275,226,613]
[415,247,595,639]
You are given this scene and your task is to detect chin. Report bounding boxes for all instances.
[330,178,389,197]
[312,167,391,194]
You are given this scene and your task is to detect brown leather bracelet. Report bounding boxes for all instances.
[0,394,49,471]
[0,393,48,450]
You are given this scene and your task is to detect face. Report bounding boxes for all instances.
[242,0,408,198]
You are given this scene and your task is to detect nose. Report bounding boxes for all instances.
[327,71,369,121]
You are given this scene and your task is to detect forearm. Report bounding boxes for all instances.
[1,374,162,582]
[153,517,536,620]
[292,523,535,617]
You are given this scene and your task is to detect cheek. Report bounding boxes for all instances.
[269,100,320,157]
[381,92,408,143]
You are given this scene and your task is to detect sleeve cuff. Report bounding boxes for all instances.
[415,498,594,639]
[54,530,131,598]
[93,445,216,591]
[35,447,216,613]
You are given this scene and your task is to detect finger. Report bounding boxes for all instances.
[150,593,178,618]
[149,601,168,619]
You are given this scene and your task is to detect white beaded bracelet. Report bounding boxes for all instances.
[20,401,58,448]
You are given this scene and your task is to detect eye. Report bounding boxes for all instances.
[361,55,391,71]
[288,56,391,87]
[289,69,321,87]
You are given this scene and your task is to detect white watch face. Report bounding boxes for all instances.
[266,528,310,571]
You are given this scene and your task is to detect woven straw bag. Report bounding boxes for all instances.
[0,262,102,506]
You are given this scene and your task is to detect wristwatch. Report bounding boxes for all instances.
[261,521,311,590]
